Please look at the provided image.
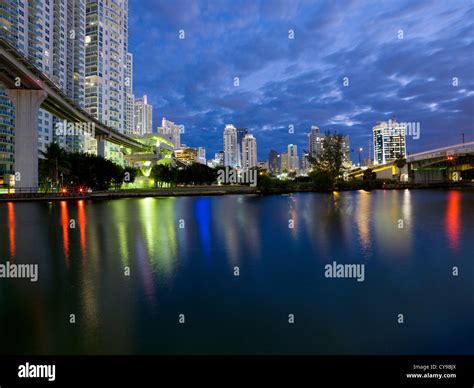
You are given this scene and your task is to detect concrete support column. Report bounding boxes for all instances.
[97,138,106,158]
[6,89,47,190]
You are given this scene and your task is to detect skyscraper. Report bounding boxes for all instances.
[308,125,324,159]
[125,53,135,135]
[214,151,224,167]
[85,0,129,162]
[302,153,311,174]
[268,149,280,174]
[242,134,257,169]
[159,118,181,149]
[196,147,206,165]
[134,96,153,136]
[373,120,407,165]
[223,124,238,167]
[236,127,248,167]
[288,144,299,173]
[281,152,288,172]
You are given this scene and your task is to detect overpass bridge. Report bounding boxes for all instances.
[0,38,150,189]
[406,142,474,183]
[349,142,474,183]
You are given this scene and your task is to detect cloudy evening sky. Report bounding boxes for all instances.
[128,0,473,161]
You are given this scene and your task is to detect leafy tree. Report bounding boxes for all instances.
[110,163,125,190]
[311,132,346,188]
[308,170,333,191]
[151,164,171,187]
[40,142,70,188]
[123,167,139,185]
[394,155,407,181]
[39,144,137,191]
[363,168,377,181]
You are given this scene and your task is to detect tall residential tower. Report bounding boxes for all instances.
[223,124,238,168]
[242,133,257,169]
[134,95,153,136]
[373,120,407,164]
[85,0,129,162]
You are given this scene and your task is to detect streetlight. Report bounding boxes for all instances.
[358,147,363,166]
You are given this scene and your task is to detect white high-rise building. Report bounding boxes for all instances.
[159,117,181,149]
[242,134,257,169]
[85,0,129,163]
[223,124,238,168]
[125,53,135,135]
[0,0,86,176]
[373,120,407,165]
[288,144,299,173]
[196,147,206,165]
[308,125,324,160]
[134,96,153,136]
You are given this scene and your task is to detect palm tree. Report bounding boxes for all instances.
[394,155,407,181]
[40,142,70,189]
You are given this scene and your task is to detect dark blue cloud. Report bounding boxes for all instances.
[129,0,474,161]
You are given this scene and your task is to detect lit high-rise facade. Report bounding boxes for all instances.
[0,0,86,176]
[242,133,257,169]
[373,120,407,165]
[268,149,280,174]
[236,127,248,167]
[196,147,206,165]
[125,52,134,134]
[85,0,129,162]
[288,144,299,173]
[223,124,238,168]
[308,125,324,159]
[134,95,152,136]
[158,117,181,149]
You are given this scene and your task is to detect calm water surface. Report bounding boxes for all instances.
[0,190,473,355]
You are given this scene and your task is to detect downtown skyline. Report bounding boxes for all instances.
[128,0,473,160]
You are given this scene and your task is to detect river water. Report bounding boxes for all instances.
[0,190,473,355]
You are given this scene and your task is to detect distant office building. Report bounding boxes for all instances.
[281,152,288,172]
[175,147,198,165]
[242,134,257,169]
[236,128,248,167]
[373,120,407,165]
[302,153,311,174]
[216,151,224,166]
[288,144,299,173]
[196,147,206,165]
[125,53,135,135]
[268,149,281,174]
[223,124,238,167]
[208,151,224,169]
[134,96,153,136]
[308,125,325,160]
[159,118,181,149]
